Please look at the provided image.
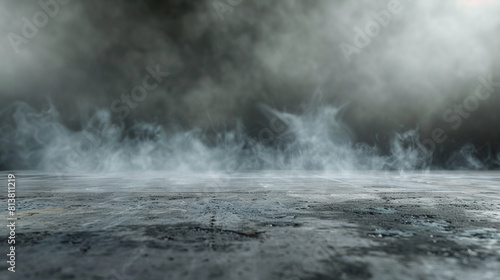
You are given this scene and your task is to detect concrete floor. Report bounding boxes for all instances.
[1,171,499,280]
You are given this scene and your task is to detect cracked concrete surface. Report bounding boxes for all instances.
[1,171,499,279]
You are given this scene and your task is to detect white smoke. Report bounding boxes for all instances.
[0,92,436,173]
[1,0,499,172]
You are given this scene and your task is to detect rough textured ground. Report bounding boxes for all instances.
[1,171,499,280]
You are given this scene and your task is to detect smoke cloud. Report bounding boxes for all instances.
[1,0,499,172]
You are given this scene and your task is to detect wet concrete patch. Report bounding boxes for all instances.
[287,258,373,280]
[306,194,500,269]
[143,224,263,251]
